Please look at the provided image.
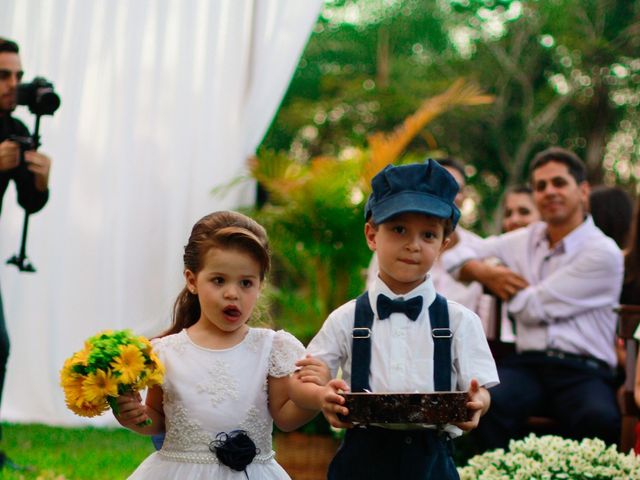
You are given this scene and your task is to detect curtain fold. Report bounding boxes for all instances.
[0,0,321,426]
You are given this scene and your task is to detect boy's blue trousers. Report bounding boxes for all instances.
[327,426,459,480]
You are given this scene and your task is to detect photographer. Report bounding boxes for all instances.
[0,37,51,469]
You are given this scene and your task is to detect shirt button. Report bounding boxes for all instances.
[404,436,413,445]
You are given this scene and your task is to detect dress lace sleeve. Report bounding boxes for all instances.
[269,330,305,378]
[150,337,169,364]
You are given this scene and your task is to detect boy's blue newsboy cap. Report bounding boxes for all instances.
[364,159,461,228]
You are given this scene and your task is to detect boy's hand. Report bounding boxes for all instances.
[321,379,353,429]
[295,355,331,386]
[453,379,488,432]
[113,391,149,428]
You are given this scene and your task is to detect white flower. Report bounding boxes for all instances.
[458,434,640,480]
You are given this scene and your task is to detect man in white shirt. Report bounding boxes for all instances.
[442,147,623,450]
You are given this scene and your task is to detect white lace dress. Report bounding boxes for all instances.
[127,328,304,480]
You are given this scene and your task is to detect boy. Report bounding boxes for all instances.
[290,160,498,479]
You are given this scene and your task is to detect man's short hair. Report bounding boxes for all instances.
[590,185,633,249]
[436,157,466,180]
[529,147,587,184]
[0,38,19,54]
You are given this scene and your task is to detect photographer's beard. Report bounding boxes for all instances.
[0,94,16,116]
[0,82,17,116]
[0,81,17,116]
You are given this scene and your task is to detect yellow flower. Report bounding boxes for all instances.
[61,330,164,420]
[62,375,84,407]
[149,353,164,374]
[110,344,145,384]
[68,399,108,418]
[60,358,75,375]
[143,366,164,388]
[81,369,118,403]
[72,346,91,366]
[138,336,153,353]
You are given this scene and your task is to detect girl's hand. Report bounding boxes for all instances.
[453,379,488,432]
[113,391,150,428]
[320,379,353,429]
[295,355,331,386]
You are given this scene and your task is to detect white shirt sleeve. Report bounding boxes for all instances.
[508,245,623,324]
[441,234,510,275]
[450,302,499,390]
[305,302,354,378]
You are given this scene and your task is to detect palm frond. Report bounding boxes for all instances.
[363,79,494,187]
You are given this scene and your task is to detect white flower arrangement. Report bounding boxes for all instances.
[458,434,640,480]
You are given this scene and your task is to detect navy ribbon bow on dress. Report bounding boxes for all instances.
[376,294,423,321]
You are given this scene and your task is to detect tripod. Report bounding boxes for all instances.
[6,113,44,273]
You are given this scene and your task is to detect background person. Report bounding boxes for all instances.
[589,185,633,250]
[589,185,634,384]
[622,197,640,305]
[442,147,623,450]
[491,185,541,345]
[0,37,51,469]
[622,197,640,454]
[502,186,540,233]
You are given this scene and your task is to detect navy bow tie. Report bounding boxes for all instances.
[376,294,423,321]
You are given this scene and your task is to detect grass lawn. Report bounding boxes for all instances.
[0,422,477,478]
[0,423,154,479]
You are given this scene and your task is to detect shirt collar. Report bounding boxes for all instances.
[367,274,435,320]
[532,216,593,255]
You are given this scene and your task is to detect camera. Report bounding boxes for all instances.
[17,77,61,116]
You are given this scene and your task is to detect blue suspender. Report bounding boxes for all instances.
[351,292,452,392]
[351,293,374,392]
[429,294,453,391]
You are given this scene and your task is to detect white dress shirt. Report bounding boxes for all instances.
[442,216,623,368]
[306,275,499,436]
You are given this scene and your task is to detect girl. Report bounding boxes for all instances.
[114,211,325,479]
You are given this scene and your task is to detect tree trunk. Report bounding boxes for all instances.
[376,25,390,89]
[584,83,611,185]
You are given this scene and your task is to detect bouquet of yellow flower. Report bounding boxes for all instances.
[60,329,164,423]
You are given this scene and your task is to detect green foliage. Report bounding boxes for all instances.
[245,150,372,343]
[75,330,146,375]
[263,0,640,235]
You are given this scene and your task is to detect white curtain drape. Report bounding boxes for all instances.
[0,0,321,426]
